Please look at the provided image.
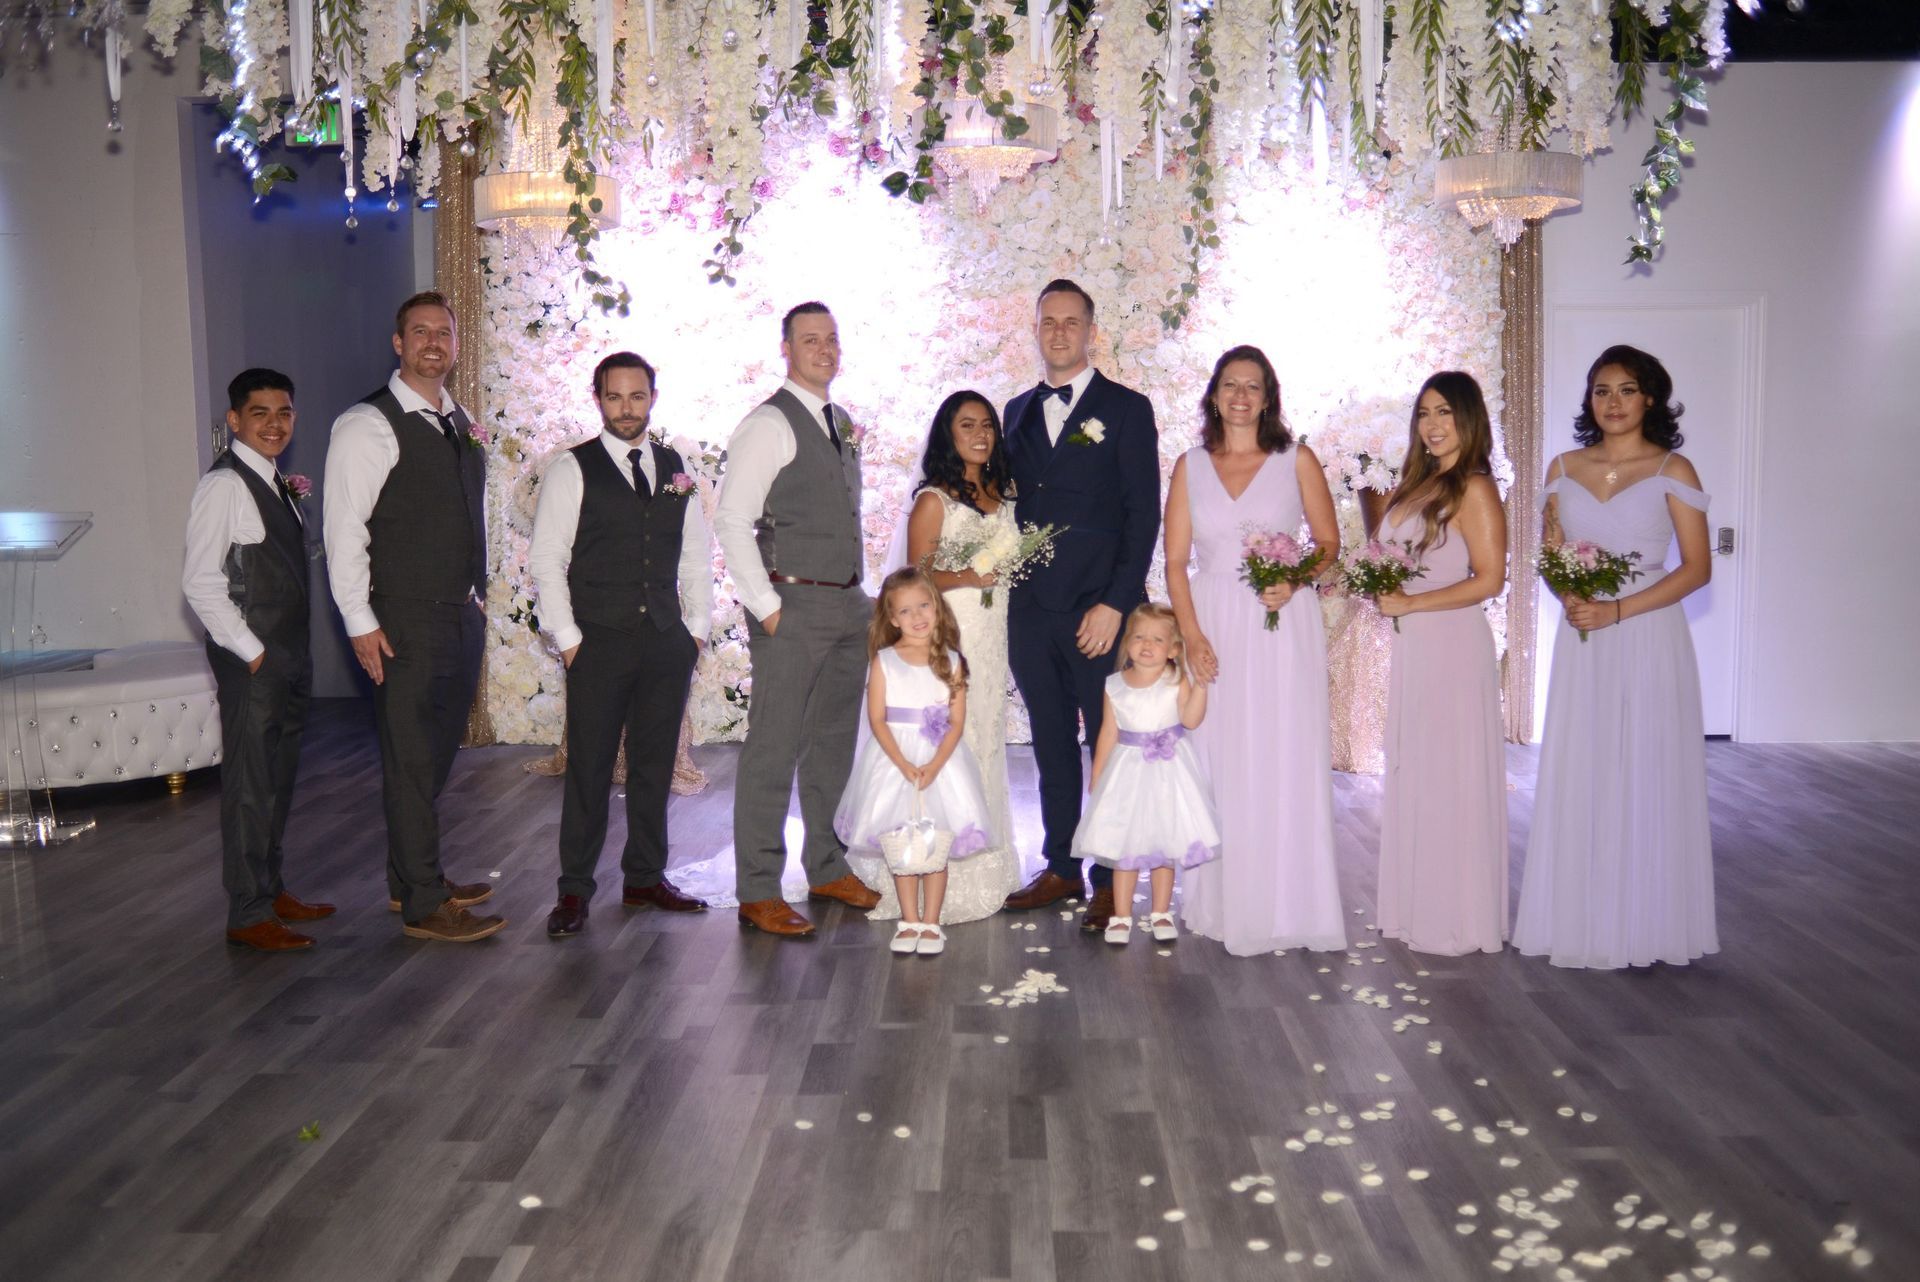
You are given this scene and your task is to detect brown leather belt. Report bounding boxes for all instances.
[770,573,862,589]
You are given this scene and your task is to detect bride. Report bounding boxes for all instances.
[848,391,1028,922]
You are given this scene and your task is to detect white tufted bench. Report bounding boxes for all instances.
[16,642,223,791]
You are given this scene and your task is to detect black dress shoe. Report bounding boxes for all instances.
[547,894,589,938]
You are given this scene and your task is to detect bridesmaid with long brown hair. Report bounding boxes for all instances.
[1366,372,1509,955]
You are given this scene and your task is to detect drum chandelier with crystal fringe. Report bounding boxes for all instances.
[473,56,621,235]
[1434,146,1583,246]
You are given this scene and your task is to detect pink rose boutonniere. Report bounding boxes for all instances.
[662,472,696,497]
[283,473,312,503]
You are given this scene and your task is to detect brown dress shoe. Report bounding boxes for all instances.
[1004,870,1082,911]
[388,876,495,913]
[272,892,337,922]
[1080,887,1117,933]
[402,903,508,942]
[737,898,816,937]
[807,873,881,910]
[623,878,708,912]
[547,894,589,938]
[226,919,315,952]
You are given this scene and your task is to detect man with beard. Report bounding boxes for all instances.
[324,291,505,942]
[530,352,713,937]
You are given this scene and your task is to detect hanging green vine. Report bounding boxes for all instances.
[1613,0,1711,265]
[1160,12,1217,332]
[881,0,1027,202]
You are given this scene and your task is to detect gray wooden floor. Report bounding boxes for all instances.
[1,702,1915,1282]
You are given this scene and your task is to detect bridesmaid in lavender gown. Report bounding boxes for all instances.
[1516,345,1717,969]
[1369,372,1510,956]
[1168,346,1347,955]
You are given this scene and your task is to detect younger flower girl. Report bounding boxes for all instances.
[834,568,993,957]
[1072,603,1222,944]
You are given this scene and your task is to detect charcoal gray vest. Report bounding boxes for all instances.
[753,389,862,584]
[568,438,688,634]
[211,451,310,655]
[361,385,488,604]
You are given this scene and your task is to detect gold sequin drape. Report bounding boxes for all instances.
[1499,225,1543,744]
[439,140,497,748]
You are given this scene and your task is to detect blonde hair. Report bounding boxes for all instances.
[870,567,970,696]
[1114,602,1184,684]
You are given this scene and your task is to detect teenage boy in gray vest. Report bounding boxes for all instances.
[714,302,883,936]
[323,291,505,942]
[530,352,714,937]
[183,368,336,951]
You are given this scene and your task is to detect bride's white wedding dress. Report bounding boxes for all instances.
[848,489,1028,922]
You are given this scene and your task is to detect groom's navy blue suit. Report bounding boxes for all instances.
[1005,369,1161,888]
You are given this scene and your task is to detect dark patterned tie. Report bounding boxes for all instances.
[823,403,843,454]
[628,447,651,499]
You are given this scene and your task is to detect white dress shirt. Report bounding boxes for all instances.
[322,370,464,638]
[529,429,713,651]
[182,439,301,664]
[1040,364,1098,445]
[713,378,847,622]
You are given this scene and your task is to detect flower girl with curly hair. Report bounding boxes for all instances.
[1072,603,1222,945]
[834,568,993,957]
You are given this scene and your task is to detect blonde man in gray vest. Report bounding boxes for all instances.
[715,302,883,936]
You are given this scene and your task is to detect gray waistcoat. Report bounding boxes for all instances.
[753,389,863,584]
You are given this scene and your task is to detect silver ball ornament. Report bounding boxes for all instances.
[646,72,661,88]
[721,27,739,50]
[345,214,360,229]
[459,138,477,157]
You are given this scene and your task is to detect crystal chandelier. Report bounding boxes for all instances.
[1434,140,1582,245]
[934,91,1061,209]
[474,52,621,235]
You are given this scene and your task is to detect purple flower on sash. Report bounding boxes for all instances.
[919,705,951,744]
[1141,727,1181,762]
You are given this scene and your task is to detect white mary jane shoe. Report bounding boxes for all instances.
[1149,912,1178,943]
[1104,917,1133,946]
[891,925,922,955]
[916,925,947,957]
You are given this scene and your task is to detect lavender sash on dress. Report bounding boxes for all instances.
[885,704,951,745]
[1116,724,1186,762]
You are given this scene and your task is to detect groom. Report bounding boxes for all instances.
[1002,279,1161,933]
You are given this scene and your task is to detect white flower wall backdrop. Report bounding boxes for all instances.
[477,115,1507,745]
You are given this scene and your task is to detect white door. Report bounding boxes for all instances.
[1534,300,1761,739]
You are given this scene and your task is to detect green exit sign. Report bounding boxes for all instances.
[288,101,344,148]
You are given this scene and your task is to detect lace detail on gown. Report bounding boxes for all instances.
[848,490,1031,922]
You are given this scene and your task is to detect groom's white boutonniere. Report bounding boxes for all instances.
[840,418,864,458]
[1066,418,1106,447]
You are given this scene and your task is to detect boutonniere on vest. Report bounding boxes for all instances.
[283,473,312,503]
[661,472,696,497]
[1065,417,1107,447]
[463,422,492,450]
[840,418,865,458]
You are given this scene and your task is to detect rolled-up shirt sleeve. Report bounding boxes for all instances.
[529,452,585,653]
[181,470,264,664]
[713,406,794,622]
[322,406,399,637]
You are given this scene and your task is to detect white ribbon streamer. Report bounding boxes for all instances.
[595,0,615,115]
[104,24,122,104]
[289,0,313,107]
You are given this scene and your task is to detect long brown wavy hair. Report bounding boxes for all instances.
[869,567,969,696]
[1113,601,1186,685]
[1388,371,1495,557]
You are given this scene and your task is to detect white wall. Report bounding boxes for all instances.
[0,51,208,648]
[1543,61,1920,743]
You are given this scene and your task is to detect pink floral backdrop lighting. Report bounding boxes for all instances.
[479,118,1510,745]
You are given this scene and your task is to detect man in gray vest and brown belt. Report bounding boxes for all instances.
[714,302,882,936]
[323,291,506,942]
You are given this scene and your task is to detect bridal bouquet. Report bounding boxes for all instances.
[1239,526,1326,631]
[1341,540,1428,632]
[1537,541,1644,642]
[934,521,1065,608]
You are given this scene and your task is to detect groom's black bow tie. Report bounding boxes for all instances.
[1036,383,1072,405]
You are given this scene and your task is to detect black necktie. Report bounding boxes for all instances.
[1038,383,1072,405]
[823,403,843,454]
[431,410,459,451]
[628,447,651,499]
[273,472,302,524]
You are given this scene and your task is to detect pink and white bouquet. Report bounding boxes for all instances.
[1340,539,1427,632]
[1239,526,1326,631]
[1536,541,1644,642]
[933,521,1065,608]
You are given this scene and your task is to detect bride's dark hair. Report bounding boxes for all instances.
[915,390,1013,511]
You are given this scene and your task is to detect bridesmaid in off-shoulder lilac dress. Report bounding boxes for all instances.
[1371,373,1510,956]
[1516,346,1717,969]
